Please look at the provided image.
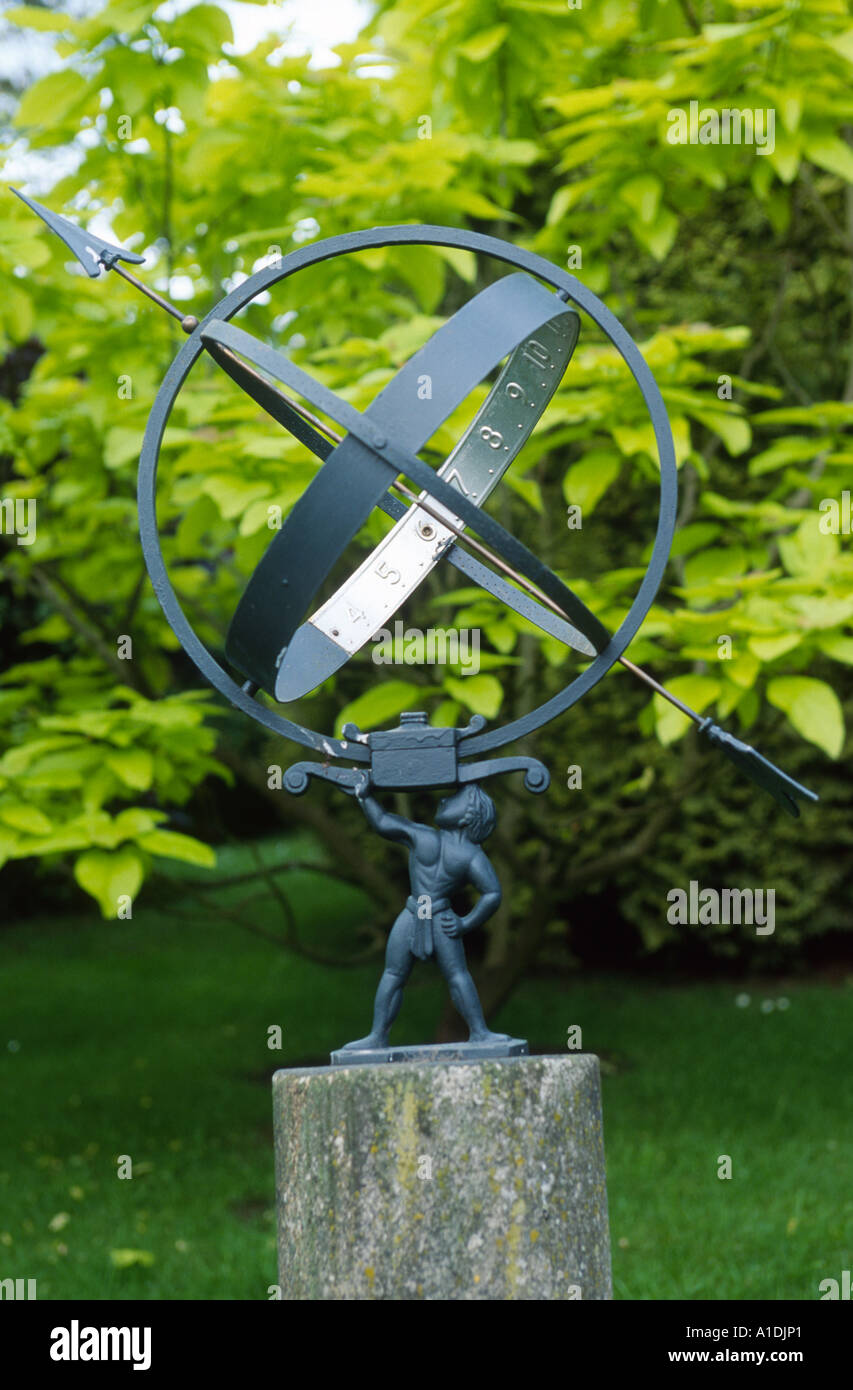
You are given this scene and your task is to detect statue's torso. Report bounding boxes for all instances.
[408,829,471,900]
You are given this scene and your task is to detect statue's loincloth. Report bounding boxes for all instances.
[405,894,451,960]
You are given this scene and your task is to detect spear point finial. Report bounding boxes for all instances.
[10,187,146,278]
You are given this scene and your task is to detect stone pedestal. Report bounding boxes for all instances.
[273,1053,612,1300]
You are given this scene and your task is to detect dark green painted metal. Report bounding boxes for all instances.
[699,719,817,816]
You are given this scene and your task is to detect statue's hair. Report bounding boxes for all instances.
[459,784,496,843]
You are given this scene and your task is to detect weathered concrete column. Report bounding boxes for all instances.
[273,1054,612,1300]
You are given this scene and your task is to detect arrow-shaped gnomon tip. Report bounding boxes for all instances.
[699,718,819,818]
[10,187,146,278]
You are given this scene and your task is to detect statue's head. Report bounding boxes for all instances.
[435,784,496,843]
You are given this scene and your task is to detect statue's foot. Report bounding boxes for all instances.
[340,1034,387,1051]
[467,1029,512,1045]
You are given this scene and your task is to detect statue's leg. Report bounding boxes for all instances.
[433,930,511,1044]
[341,910,415,1050]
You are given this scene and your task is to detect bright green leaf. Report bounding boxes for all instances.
[457,24,510,63]
[816,633,853,665]
[683,547,746,588]
[766,677,844,758]
[0,803,53,835]
[74,846,145,919]
[619,174,662,225]
[748,633,802,662]
[562,449,622,514]
[749,436,833,476]
[136,829,215,867]
[5,6,77,31]
[15,70,88,128]
[806,134,853,183]
[444,674,503,719]
[106,748,154,791]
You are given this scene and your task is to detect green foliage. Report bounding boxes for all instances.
[0,0,851,945]
[0,659,227,912]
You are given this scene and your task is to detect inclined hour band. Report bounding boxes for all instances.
[275,304,584,700]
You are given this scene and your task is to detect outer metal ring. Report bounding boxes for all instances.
[137,224,677,762]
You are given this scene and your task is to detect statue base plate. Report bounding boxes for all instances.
[330,1038,529,1066]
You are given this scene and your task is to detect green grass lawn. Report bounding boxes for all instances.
[1,852,851,1300]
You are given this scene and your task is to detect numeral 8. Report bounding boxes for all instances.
[479,425,503,449]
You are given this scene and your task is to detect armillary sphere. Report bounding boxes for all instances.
[138,224,677,765]
[12,194,818,815]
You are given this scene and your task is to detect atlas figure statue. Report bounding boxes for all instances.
[342,779,509,1051]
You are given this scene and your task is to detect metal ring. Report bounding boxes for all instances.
[137,225,676,761]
